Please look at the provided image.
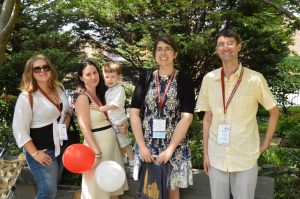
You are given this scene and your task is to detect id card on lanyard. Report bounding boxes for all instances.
[217,66,244,145]
[58,123,68,140]
[217,122,230,145]
[153,119,166,139]
[152,70,175,139]
[38,86,68,140]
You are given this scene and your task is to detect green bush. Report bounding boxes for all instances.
[189,113,204,169]
[277,115,300,147]
[259,148,299,167]
[257,106,269,118]
[0,97,16,125]
[259,148,300,199]
[0,124,21,156]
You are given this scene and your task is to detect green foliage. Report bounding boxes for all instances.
[257,106,269,118]
[258,122,268,134]
[259,148,299,167]
[270,55,300,114]
[259,148,300,199]
[0,97,16,125]
[277,115,300,147]
[3,0,83,96]
[0,124,21,156]
[123,81,135,110]
[61,0,294,88]
[274,173,300,199]
[189,113,203,169]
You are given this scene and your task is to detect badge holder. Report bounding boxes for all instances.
[153,119,166,139]
[58,123,68,140]
[217,121,231,145]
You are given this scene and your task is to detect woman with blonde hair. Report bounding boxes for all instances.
[13,54,71,199]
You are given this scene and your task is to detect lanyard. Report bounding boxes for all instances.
[38,86,61,112]
[156,70,175,109]
[85,89,109,119]
[221,67,244,114]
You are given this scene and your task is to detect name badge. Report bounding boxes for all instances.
[58,123,68,140]
[217,123,230,145]
[153,119,166,131]
[153,131,166,139]
[153,119,166,139]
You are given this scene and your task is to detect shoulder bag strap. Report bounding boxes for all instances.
[29,91,33,109]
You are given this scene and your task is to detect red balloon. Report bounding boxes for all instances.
[63,144,95,173]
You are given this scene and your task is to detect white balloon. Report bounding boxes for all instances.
[95,161,126,192]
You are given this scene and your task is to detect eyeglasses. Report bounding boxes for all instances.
[216,41,236,49]
[33,65,50,73]
[156,46,174,53]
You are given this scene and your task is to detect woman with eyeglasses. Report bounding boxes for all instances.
[130,35,195,198]
[12,54,71,199]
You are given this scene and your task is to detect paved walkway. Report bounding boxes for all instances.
[11,168,274,199]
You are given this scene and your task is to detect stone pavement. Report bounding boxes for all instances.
[9,168,274,199]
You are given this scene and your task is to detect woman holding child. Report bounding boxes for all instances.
[75,59,128,199]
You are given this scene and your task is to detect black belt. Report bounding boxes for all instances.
[91,125,111,133]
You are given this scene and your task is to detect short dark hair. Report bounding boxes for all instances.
[215,29,241,45]
[153,35,178,54]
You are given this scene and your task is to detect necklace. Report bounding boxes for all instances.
[160,75,169,79]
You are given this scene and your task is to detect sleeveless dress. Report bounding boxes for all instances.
[81,107,129,199]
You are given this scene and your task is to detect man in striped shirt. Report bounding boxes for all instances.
[196,29,280,199]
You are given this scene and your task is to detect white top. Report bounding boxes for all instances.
[12,87,70,157]
[105,83,127,125]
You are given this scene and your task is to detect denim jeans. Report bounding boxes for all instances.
[25,149,63,199]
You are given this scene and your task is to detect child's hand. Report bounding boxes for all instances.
[118,120,128,134]
[90,103,101,112]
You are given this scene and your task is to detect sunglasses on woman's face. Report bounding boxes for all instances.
[33,65,51,73]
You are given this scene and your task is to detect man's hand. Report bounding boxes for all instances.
[203,155,210,175]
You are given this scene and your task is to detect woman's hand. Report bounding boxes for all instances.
[93,158,102,168]
[93,151,102,168]
[140,145,155,163]
[117,120,128,134]
[156,148,173,164]
[33,149,53,166]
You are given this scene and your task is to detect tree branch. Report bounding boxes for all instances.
[261,0,298,21]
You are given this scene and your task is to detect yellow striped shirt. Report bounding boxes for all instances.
[196,64,277,172]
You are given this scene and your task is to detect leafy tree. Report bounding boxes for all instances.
[261,0,300,29]
[58,0,294,88]
[1,0,298,101]
[1,0,83,95]
[270,55,300,114]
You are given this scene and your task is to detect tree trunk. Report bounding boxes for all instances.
[0,0,20,71]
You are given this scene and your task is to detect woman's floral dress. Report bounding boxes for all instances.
[134,70,193,189]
